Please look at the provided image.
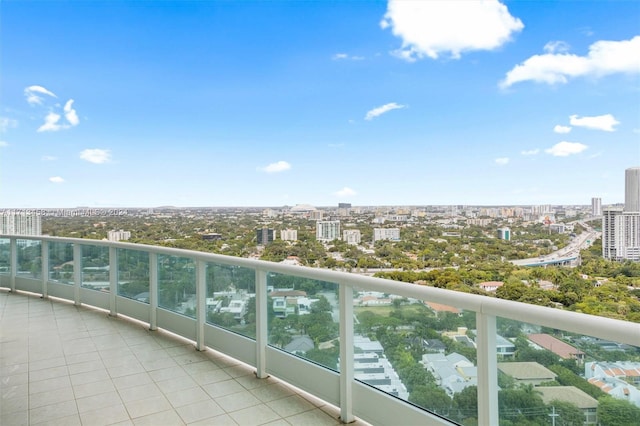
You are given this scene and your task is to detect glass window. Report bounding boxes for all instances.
[0,238,10,274]
[117,248,150,302]
[355,294,476,424]
[17,239,41,279]
[158,254,195,317]
[267,273,339,371]
[49,241,74,284]
[205,263,256,338]
[80,245,109,291]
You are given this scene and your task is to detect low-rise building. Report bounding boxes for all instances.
[536,386,598,425]
[527,333,585,362]
[497,362,557,387]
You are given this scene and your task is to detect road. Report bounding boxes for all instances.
[511,222,600,267]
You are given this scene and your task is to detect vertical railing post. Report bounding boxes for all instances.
[476,311,498,426]
[109,246,117,316]
[9,238,16,292]
[195,259,206,351]
[41,240,49,299]
[339,284,354,423]
[149,252,158,331]
[73,244,81,305]
[255,269,268,378]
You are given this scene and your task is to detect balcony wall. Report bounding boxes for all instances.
[1,235,638,426]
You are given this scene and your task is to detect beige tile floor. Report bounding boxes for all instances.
[0,290,371,426]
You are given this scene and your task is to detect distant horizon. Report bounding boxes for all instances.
[0,202,623,211]
[1,1,637,207]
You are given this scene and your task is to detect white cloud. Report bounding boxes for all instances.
[332,53,364,61]
[0,141,8,147]
[0,117,18,132]
[36,101,80,132]
[335,187,357,197]
[544,41,570,54]
[495,157,509,165]
[545,141,588,157]
[64,99,79,126]
[49,176,65,183]
[553,125,572,134]
[37,112,64,132]
[25,86,79,131]
[24,85,57,105]
[501,36,640,88]
[42,155,57,161]
[365,102,406,120]
[80,148,111,164]
[569,114,620,132]
[380,0,523,61]
[259,161,291,173]
[521,149,540,156]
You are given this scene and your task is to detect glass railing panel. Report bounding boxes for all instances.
[158,254,196,317]
[205,263,256,338]
[353,293,478,424]
[0,238,10,274]
[48,241,74,284]
[267,272,340,371]
[16,239,41,279]
[493,317,640,426]
[117,248,149,302]
[80,245,109,291]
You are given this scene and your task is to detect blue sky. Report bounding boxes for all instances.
[1,0,638,208]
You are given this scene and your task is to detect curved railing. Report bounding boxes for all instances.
[0,235,638,426]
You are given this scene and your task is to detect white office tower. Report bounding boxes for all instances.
[107,230,131,241]
[0,212,42,236]
[316,220,340,242]
[591,197,602,216]
[497,227,511,241]
[625,167,640,212]
[343,229,361,245]
[602,167,640,261]
[280,229,298,241]
[373,228,400,242]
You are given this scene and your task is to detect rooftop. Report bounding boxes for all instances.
[497,362,557,380]
[536,386,598,409]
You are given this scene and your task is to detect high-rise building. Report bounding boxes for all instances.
[591,197,602,216]
[107,230,131,241]
[280,229,297,241]
[373,228,400,242]
[343,229,361,245]
[309,210,323,220]
[256,228,274,245]
[602,167,640,261]
[497,227,511,241]
[338,203,351,209]
[0,211,42,236]
[625,167,640,212]
[316,221,340,242]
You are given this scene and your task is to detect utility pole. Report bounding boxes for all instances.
[548,405,559,426]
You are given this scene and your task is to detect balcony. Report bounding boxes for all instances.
[1,235,639,425]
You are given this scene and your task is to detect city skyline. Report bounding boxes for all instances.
[1,1,638,208]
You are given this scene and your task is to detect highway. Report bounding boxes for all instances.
[510,220,601,267]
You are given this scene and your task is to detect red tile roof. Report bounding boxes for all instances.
[527,334,584,359]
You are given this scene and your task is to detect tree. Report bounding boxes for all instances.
[549,400,584,426]
[453,386,478,420]
[409,385,452,414]
[597,396,640,426]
